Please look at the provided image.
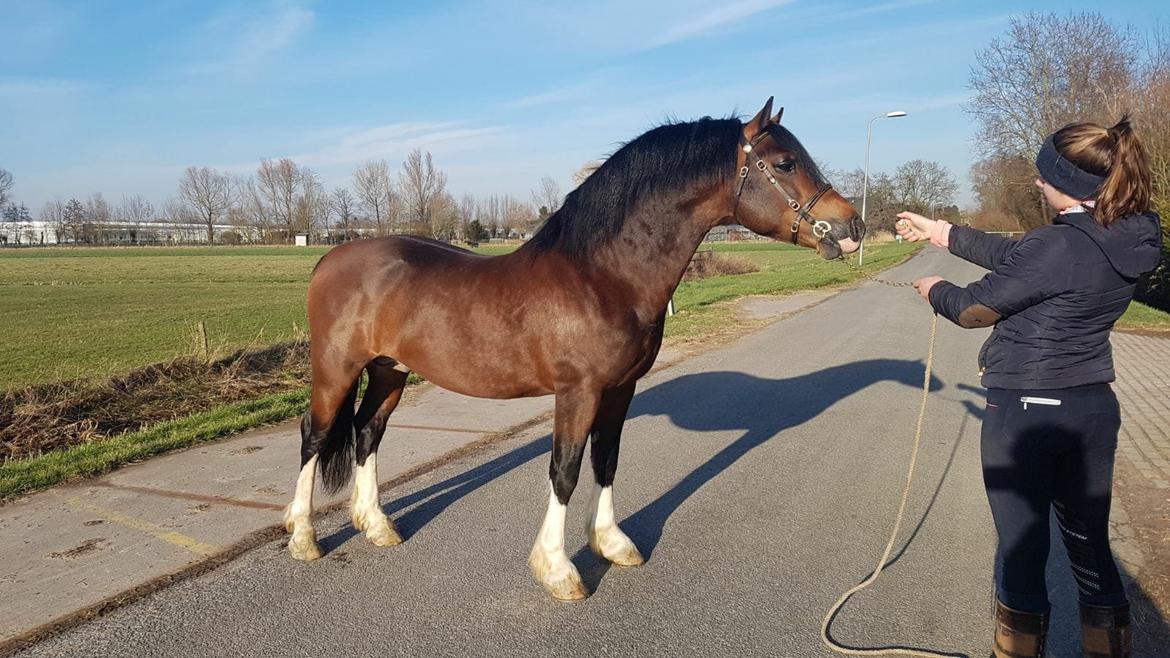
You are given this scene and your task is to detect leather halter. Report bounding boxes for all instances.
[733,129,834,244]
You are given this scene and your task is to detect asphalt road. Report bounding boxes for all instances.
[18,248,1129,657]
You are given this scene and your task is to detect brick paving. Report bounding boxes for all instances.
[1112,331,1170,489]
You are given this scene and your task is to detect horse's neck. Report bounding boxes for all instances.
[594,189,728,321]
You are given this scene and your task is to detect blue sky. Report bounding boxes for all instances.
[1,0,1165,213]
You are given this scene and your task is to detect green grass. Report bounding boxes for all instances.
[664,241,920,339]
[1118,301,1170,331]
[0,244,512,389]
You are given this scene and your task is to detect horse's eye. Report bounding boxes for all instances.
[775,160,796,173]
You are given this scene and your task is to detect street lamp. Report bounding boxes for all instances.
[859,110,908,266]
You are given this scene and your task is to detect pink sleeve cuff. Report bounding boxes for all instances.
[929,221,952,249]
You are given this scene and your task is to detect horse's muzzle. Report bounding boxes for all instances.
[832,215,865,255]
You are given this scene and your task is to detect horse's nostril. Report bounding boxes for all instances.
[850,216,866,241]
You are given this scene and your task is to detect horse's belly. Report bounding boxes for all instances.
[395,339,553,400]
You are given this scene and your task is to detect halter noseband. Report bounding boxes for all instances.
[733,130,833,244]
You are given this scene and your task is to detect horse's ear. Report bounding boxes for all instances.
[744,96,774,140]
[770,107,784,124]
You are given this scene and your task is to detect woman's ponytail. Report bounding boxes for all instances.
[1095,115,1151,225]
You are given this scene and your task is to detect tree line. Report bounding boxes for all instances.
[826,159,961,234]
[966,11,1170,307]
[0,150,562,246]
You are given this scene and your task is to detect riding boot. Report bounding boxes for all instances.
[991,598,1048,658]
[1080,602,1130,657]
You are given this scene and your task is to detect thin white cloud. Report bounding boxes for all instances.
[237,3,315,62]
[508,82,598,109]
[218,121,511,172]
[827,0,938,21]
[644,0,796,49]
[186,2,316,76]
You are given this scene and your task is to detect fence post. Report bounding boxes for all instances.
[197,321,209,359]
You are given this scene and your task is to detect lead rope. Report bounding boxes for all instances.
[819,256,960,658]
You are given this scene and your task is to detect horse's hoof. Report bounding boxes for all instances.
[353,510,403,547]
[529,545,589,601]
[288,534,323,561]
[604,543,645,567]
[366,522,404,547]
[544,573,590,601]
[589,529,646,567]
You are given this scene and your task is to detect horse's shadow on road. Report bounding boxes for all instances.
[322,358,946,586]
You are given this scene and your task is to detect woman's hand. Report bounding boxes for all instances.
[895,211,935,242]
[912,275,944,303]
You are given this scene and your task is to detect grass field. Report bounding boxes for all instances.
[0,241,908,390]
[1,246,332,389]
[3,241,1164,391]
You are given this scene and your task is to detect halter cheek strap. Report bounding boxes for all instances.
[733,132,833,244]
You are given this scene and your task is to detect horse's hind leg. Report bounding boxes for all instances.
[349,358,410,547]
[530,386,602,601]
[586,383,644,566]
[284,356,363,561]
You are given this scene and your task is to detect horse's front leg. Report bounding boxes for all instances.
[586,383,644,567]
[530,386,602,601]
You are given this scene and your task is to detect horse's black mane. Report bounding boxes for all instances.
[525,117,741,258]
[524,115,826,258]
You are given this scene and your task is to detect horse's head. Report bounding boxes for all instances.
[732,97,864,259]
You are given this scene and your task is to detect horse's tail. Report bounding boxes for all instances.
[314,377,361,494]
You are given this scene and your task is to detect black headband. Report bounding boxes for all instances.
[1035,135,1105,200]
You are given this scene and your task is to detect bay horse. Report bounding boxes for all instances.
[284,98,864,600]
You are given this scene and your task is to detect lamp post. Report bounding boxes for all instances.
[859,110,907,266]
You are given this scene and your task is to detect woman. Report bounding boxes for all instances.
[896,116,1162,658]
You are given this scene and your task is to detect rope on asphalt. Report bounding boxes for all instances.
[820,312,963,658]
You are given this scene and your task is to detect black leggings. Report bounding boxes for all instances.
[981,384,1128,614]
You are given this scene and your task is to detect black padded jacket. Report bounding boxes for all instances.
[928,211,1163,390]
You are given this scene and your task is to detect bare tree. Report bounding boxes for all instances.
[826,167,867,201]
[892,160,959,210]
[234,177,273,240]
[82,193,111,244]
[62,198,85,244]
[41,199,66,242]
[967,12,1137,228]
[352,160,395,235]
[428,192,460,241]
[0,168,12,209]
[330,187,358,240]
[504,195,537,237]
[119,194,154,224]
[968,12,1134,159]
[531,176,562,219]
[399,148,447,236]
[478,194,505,236]
[256,158,303,241]
[296,169,328,241]
[179,166,233,244]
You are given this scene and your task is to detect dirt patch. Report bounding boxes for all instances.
[47,538,106,559]
[229,446,264,455]
[684,253,759,280]
[0,341,310,462]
